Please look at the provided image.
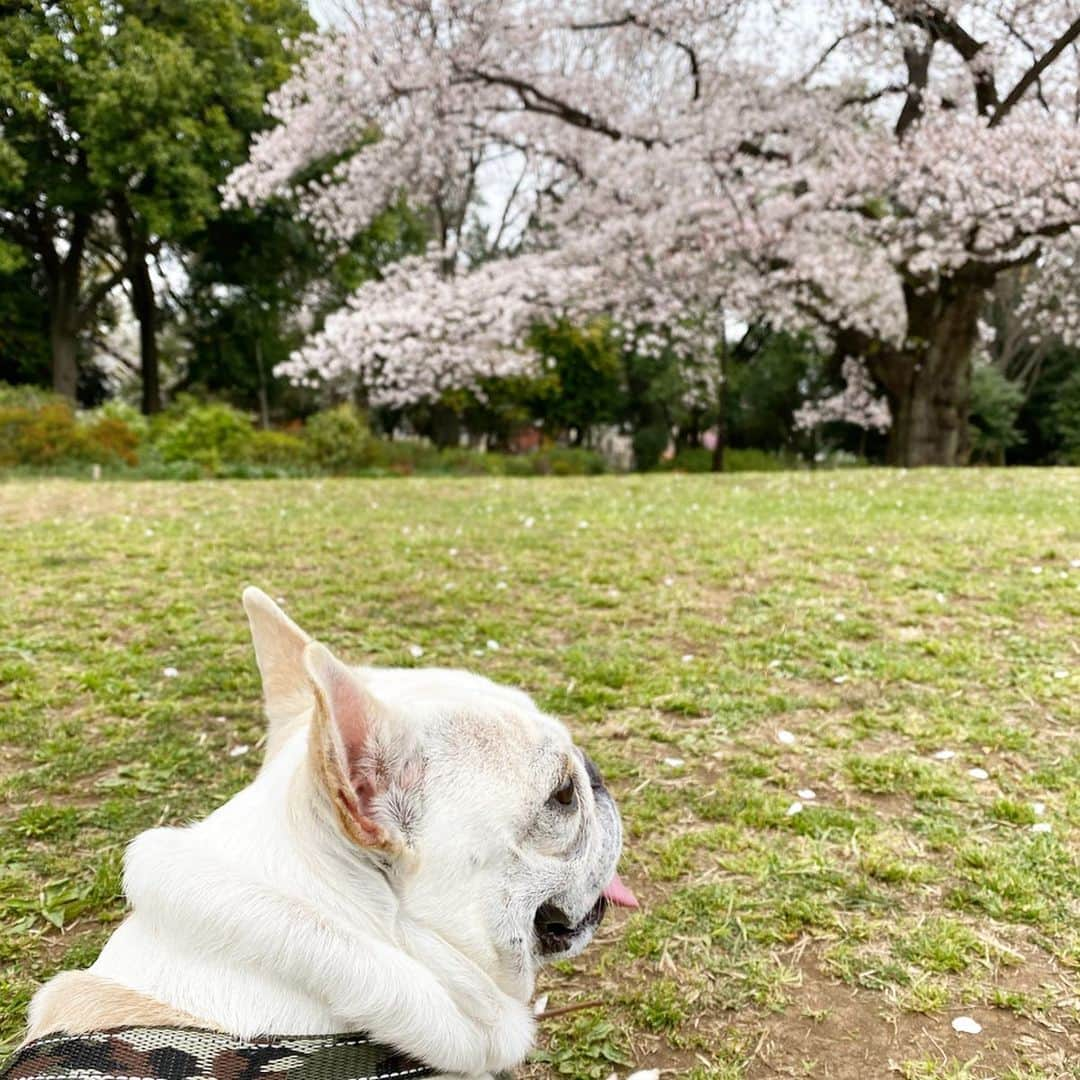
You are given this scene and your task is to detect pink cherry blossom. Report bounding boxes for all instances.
[226,1,1080,457]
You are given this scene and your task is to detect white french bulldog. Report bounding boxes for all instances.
[26,588,637,1078]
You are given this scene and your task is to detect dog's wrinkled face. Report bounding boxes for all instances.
[244,588,635,1001]
[371,669,631,987]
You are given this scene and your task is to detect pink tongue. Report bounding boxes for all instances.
[602,872,639,909]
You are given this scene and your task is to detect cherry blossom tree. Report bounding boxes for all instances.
[227,0,1080,465]
[793,358,892,435]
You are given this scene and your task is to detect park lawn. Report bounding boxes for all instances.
[0,471,1078,1080]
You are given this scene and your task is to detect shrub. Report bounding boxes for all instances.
[725,447,792,472]
[303,404,375,472]
[0,400,87,465]
[0,394,141,468]
[430,446,504,475]
[84,415,139,466]
[663,447,713,473]
[152,398,255,472]
[355,438,439,475]
[631,424,670,471]
[86,399,150,442]
[0,383,61,410]
[241,429,313,470]
[531,447,606,475]
[660,446,793,473]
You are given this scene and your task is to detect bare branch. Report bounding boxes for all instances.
[459,67,660,148]
[567,14,701,101]
[77,264,129,328]
[840,82,906,110]
[991,14,1080,127]
[801,21,878,85]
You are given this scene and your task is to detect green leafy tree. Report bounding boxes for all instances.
[1046,366,1080,464]
[0,264,50,387]
[0,0,313,410]
[968,365,1025,465]
[527,320,624,443]
[182,199,428,421]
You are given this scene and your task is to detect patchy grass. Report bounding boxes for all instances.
[1,471,1078,1078]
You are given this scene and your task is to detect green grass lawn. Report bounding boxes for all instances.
[1,472,1078,1079]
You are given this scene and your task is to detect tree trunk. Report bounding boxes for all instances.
[44,242,83,402]
[128,244,161,415]
[49,306,80,402]
[255,338,270,429]
[711,327,729,473]
[872,278,984,467]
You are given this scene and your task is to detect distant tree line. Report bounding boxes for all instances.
[2,2,1079,469]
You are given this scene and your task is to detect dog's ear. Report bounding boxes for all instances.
[242,587,312,761]
[303,640,418,852]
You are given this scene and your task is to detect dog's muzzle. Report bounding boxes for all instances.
[533,894,608,956]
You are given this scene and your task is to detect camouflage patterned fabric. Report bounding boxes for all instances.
[0,1029,435,1080]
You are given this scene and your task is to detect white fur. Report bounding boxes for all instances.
[52,590,624,1080]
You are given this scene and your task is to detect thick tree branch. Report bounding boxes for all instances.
[895,44,932,137]
[960,218,1079,278]
[461,67,659,147]
[841,82,906,110]
[884,1,998,116]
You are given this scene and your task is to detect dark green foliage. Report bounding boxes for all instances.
[527,320,624,438]
[726,331,819,452]
[1010,345,1080,464]
[968,365,1024,464]
[0,0,315,400]
[1048,364,1080,464]
[0,266,50,386]
[183,200,429,414]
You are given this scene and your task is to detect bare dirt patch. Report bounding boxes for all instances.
[743,955,1078,1080]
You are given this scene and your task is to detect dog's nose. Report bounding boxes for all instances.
[582,753,605,793]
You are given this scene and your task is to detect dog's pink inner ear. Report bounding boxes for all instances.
[303,642,391,848]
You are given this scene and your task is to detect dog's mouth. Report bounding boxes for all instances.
[533,873,639,957]
[533,895,607,956]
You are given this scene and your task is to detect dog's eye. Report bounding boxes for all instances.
[550,776,576,808]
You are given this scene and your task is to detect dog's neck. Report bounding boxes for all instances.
[87,732,535,1076]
